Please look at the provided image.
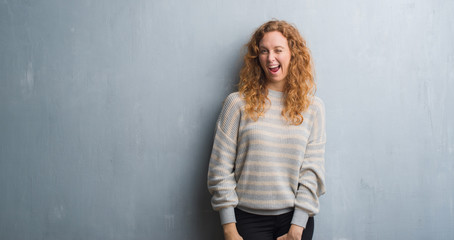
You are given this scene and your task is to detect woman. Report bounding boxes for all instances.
[207,20,326,240]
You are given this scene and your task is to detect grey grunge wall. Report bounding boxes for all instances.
[1,0,453,239]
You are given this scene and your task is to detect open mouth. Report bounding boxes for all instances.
[268,65,280,74]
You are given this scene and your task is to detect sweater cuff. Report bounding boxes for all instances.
[291,209,309,228]
[219,207,236,225]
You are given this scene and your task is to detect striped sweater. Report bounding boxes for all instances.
[207,89,326,228]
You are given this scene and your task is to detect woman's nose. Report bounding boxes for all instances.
[267,52,275,62]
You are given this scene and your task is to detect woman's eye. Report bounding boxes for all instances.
[260,49,268,54]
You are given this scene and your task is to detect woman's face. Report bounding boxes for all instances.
[258,31,291,91]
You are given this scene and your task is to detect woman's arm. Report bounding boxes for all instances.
[207,93,242,225]
[223,223,243,240]
[292,97,327,228]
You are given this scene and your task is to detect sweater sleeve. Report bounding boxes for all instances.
[292,97,327,228]
[207,93,242,225]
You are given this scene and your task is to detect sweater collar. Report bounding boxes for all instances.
[267,88,284,98]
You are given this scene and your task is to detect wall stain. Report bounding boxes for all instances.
[164,214,175,232]
[21,61,34,99]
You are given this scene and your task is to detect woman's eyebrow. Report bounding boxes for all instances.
[259,45,285,49]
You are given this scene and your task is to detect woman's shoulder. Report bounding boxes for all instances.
[312,96,325,108]
[218,92,245,120]
[223,92,245,107]
[307,96,325,115]
[225,91,242,101]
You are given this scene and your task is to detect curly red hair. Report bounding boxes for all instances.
[239,20,316,125]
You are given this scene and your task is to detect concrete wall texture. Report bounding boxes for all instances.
[1,0,453,239]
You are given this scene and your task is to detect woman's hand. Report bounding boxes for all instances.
[276,224,304,240]
[223,223,243,240]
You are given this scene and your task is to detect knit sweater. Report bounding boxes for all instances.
[207,89,326,228]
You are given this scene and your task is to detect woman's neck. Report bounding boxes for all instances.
[266,82,285,92]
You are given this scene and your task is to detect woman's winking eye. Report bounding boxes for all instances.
[259,48,284,55]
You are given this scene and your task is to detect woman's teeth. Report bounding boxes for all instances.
[269,65,280,73]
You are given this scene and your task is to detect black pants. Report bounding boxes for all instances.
[235,208,314,240]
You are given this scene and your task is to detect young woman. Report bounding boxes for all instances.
[207,20,326,240]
